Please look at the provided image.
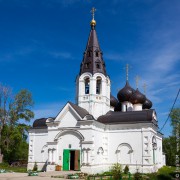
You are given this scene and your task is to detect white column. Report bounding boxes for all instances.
[102,80,106,96]
[48,149,52,164]
[122,103,126,112]
[52,149,54,163]
[52,149,56,164]
[83,149,87,164]
[90,77,96,95]
[87,149,91,164]
[86,150,89,164]
[42,150,44,162]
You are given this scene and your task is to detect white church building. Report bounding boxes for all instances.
[28,10,165,174]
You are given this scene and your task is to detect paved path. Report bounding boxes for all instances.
[0,171,80,180]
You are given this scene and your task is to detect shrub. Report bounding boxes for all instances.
[157,166,175,175]
[111,163,122,180]
[0,162,9,168]
[102,171,113,176]
[33,162,38,171]
[157,174,172,180]
[133,172,143,180]
[123,165,129,174]
[146,173,158,180]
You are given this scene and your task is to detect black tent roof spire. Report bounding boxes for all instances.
[79,7,107,76]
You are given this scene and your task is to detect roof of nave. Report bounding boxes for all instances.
[32,104,156,129]
[32,102,90,129]
[32,118,50,129]
[68,101,89,118]
[97,109,157,126]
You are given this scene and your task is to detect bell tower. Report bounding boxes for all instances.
[76,8,111,119]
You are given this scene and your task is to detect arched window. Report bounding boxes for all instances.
[84,77,90,94]
[116,143,133,164]
[85,63,90,69]
[88,51,91,57]
[96,63,100,69]
[95,51,99,57]
[96,77,102,94]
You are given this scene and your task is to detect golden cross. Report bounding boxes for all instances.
[143,83,147,95]
[91,7,96,20]
[135,75,140,88]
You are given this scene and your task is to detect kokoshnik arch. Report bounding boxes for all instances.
[28,8,165,174]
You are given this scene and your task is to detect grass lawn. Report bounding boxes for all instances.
[0,163,27,173]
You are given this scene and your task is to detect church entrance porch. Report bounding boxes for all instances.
[63,149,80,171]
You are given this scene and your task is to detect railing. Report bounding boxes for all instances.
[87,173,132,180]
[87,175,113,180]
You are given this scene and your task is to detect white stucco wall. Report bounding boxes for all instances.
[56,132,82,166]
[28,102,164,174]
[77,72,111,118]
[28,129,48,171]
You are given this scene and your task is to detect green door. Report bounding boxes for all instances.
[63,150,70,170]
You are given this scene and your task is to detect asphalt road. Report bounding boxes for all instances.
[0,171,77,180]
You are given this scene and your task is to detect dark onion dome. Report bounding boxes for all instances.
[33,118,47,129]
[114,102,122,112]
[110,94,118,107]
[117,81,135,102]
[129,89,146,104]
[143,97,153,109]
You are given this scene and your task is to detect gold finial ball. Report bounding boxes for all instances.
[90,19,96,26]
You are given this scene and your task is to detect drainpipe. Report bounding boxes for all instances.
[141,128,143,173]
[80,140,82,168]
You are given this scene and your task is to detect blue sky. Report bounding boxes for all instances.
[0,0,179,136]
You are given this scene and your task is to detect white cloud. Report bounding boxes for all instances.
[150,44,180,72]
[0,46,36,62]
[33,102,65,120]
[112,20,180,110]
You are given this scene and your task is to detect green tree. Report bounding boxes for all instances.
[1,124,30,162]
[170,108,180,136]
[163,136,176,166]
[0,83,34,162]
[111,163,122,180]
[162,108,180,166]
[123,165,129,174]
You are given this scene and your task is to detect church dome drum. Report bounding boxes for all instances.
[129,89,146,104]
[143,98,152,109]
[117,81,135,102]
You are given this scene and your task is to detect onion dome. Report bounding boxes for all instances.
[110,94,118,107]
[117,81,135,102]
[129,89,146,104]
[114,102,122,112]
[143,98,152,109]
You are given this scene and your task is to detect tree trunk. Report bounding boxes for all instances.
[0,126,3,163]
